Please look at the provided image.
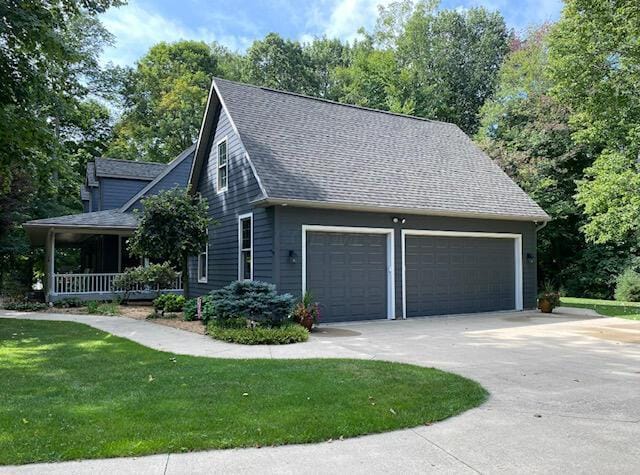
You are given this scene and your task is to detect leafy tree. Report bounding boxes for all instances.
[243,33,316,94]
[128,187,210,297]
[108,41,227,162]
[386,0,510,133]
[0,1,120,295]
[333,38,411,113]
[548,0,640,245]
[304,37,352,99]
[477,27,591,288]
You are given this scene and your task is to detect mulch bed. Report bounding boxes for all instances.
[46,304,206,335]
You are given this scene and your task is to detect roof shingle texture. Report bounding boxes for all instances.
[215,78,549,221]
[25,210,138,228]
[95,158,166,180]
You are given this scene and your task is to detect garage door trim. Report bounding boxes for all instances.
[302,225,396,320]
[401,230,523,319]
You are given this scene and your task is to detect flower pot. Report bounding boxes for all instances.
[300,316,314,332]
[538,298,554,313]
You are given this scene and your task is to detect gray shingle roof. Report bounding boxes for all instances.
[80,185,91,201]
[95,158,166,180]
[24,209,138,228]
[214,78,549,221]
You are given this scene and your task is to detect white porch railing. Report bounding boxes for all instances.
[53,273,183,295]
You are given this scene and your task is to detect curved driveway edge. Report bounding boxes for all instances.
[1,309,639,474]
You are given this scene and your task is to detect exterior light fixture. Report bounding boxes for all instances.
[288,250,297,264]
[526,253,535,264]
[392,217,406,224]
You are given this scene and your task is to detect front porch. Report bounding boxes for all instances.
[23,210,183,302]
[50,272,183,302]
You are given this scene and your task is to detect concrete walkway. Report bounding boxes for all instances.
[1,309,639,474]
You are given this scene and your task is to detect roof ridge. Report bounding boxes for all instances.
[212,77,456,128]
[97,157,167,166]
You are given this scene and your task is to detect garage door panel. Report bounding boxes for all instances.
[406,235,516,317]
[307,231,388,323]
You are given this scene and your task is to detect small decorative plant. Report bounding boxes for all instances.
[538,281,560,313]
[152,294,185,318]
[291,292,320,331]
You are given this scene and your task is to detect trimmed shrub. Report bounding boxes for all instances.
[112,263,177,302]
[2,301,48,312]
[153,294,185,313]
[207,322,309,345]
[206,280,294,326]
[615,268,640,302]
[183,297,198,321]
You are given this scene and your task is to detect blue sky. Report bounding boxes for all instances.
[100,0,563,66]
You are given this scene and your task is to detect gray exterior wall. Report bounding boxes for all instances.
[273,207,538,314]
[90,187,100,212]
[130,153,195,211]
[189,107,272,296]
[100,177,150,210]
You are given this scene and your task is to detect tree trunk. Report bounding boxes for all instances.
[181,254,189,299]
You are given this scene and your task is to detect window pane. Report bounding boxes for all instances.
[241,250,251,279]
[218,165,227,190]
[198,253,206,279]
[241,218,251,249]
[218,141,227,166]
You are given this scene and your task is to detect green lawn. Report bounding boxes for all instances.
[0,319,487,465]
[561,297,640,320]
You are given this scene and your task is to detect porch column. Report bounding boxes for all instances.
[118,235,122,273]
[45,230,56,297]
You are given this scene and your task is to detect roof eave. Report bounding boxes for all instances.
[252,197,551,223]
[23,223,138,230]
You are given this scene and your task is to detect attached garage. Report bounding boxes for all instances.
[301,225,524,322]
[402,230,523,318]
[187,78,549,321]
[302,226,395,323]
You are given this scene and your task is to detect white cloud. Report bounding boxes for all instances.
[303,0,395,43]
[99,3,253,66]
[451,0,562,33]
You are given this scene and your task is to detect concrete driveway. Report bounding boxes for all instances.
[1,309,639,474]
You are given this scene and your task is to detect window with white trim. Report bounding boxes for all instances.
[197,230,208,283]
[238,214,252,280]
[217,139,228,192]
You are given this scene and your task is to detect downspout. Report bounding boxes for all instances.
[535,221,548,233]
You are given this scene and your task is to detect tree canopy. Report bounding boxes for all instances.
[107,41,235,162]
[0,0,122,294]
[129,187,210,296]
[548,0,640,247]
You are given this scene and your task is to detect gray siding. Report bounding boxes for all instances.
[130,153,195,211]
[100,177,150,210]
[189,107,272,297]
[274,207,538,315]
[90,187,100,212]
